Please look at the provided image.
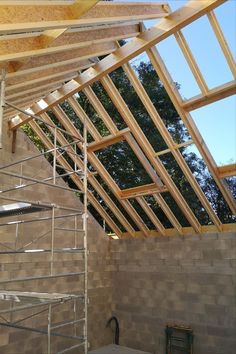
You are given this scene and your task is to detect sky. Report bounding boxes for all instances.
[117,0,236,166]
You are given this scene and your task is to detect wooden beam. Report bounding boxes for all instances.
[207,11,236,80]
[6,73,79,99]
[0,1,99,34]
[122,60,222,230]
[83,86,118,135]
[2,42,115,76]
[88,128,130,152]
[6,60,93,86]
[120,183,166,199]
[174,30,209,95]
[6,79,70,102]
[9,0,225,130]
[0,2,169,34]
[182,80,236,111]
[121,222,236,238]
[6,67,85,93]
[136,196,166,235]
[147,46,236,216]
[100,74,201,232]
[217,163,236,179]
[155,140,194,156]
[0,24,140,63]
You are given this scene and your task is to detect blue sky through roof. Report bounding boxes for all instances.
[117,0,236,166]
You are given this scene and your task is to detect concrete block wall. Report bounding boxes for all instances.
[111,233,236,354]
[1,124,236,354]
[0,124,113,353]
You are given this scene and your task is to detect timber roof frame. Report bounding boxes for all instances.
[1,0,236,238]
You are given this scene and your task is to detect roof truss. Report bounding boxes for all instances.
[2,0,236,237]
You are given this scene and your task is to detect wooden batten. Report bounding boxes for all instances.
[87,128,130,152]
[120,184,167,199]
[217,163,236,179]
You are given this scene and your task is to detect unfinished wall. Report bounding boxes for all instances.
[0,124,113,353]
[111,233,236,354]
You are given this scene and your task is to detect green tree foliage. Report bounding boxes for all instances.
[23,60,236,232]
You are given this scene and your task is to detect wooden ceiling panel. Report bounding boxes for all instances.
[0,1,169,34]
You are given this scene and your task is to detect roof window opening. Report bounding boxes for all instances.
[191,95,236,166]
[156,35,201,99]
[214,1,236,62]
[95,140,153,190]
[181,14,234,89]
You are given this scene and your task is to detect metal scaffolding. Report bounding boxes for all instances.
[0,110,89,353]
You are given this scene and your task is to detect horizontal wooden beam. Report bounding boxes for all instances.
[120,183,167,199]
[1,42,115,75]
[87,128,130,152]
[6,66,85,93]
[155,140,194,156]
[6,78,71,101]
[217,163,236,179]
[0,24,139,63]
[182,80,236,111]
[0,2,169,34]
[121,222,236,238]
[6,73,79,99]
[9,0,225,130]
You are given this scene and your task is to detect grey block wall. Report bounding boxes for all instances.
[1,125,236,354]
[0,124,113,353]
[111,234,236,354]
